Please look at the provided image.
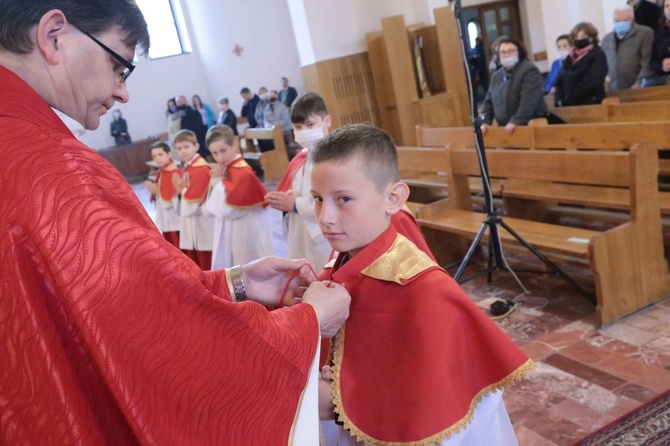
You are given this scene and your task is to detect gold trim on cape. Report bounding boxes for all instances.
[360,234,437,284]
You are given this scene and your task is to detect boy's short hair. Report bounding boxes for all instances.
[310,124,398,192]
[556,34,571,45]
[217,96,229,105]
[240,87,251,95]
[150,141,170,154]
[174,129,197,145]
[291,92,328,124]
[206,125,235,147]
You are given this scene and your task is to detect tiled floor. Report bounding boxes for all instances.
[131,180,670,446]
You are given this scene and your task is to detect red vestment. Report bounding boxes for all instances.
[181,154,211,203]
[318,225,533,444]
[276,150,308,193]
[156,160,179,202]
[223,156,269,208]
[0,66,319,445]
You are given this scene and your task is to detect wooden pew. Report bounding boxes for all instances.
[98,136,160,183]
[607,83,670,103]
[243,126,289,182]
[413,144,670,326]
[551,98,670,124]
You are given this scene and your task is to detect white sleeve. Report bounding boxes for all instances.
[294,170,323,242]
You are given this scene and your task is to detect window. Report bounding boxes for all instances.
[467,20,481,50]
[135,0,191,59]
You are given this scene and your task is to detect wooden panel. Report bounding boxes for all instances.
[409,25,445,94]
[533,122,670,150]
[418,125,533,148]
[413,93,465,129]
[450,148,632,187]
[550,104,609,123]
[301,53,381,132]
[382,15,419,146]
[98,137,159,182]
[366,31,401,142]
[434,6,470,126]
[607,83,670,102]
[607,101,670,122]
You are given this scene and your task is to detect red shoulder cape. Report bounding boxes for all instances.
[157,160,179,202]
[276,150,308,192]
[182,155,211,202]
[318,225,532,444]
[223,157,268,208]
[391,208,435,261]
[0,66,319,445]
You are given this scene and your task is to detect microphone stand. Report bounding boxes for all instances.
[449,0,591,301]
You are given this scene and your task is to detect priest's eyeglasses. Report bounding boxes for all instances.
[82,31,135,83]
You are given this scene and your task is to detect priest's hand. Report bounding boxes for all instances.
[302,282,350,337]
[242,257,317,306]
[318,366,336,420]
[265,190,298,212]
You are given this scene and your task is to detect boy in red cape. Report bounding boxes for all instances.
[173,129,214,270]
[310,124,533,445]
[144,141,181,248]
[204,125,274,269]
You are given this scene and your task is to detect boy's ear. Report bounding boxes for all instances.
[385,181,410,216]
[324,114,332,130]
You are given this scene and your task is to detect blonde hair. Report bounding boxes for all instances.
[206,125,235,147]
[173,129,197,145]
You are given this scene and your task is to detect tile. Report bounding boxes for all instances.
[644,304,670,323]
[585,333,670,368]
[596,354,670,393]
[543,354,626,391]
[600,322,660,347]
[513,425,561,446]
[549,397,614,432]
[611,382,658,403]
[521,342,557,361]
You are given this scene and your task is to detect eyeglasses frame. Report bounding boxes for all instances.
[81,31,135,83]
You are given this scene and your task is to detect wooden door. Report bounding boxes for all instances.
[480,1,522,65]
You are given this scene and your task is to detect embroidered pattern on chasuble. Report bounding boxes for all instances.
[223,158,269,209]
[321,228,534,445]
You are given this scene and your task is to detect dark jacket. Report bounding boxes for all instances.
[555,45,608,106]
[180,105,209,158]
[217,110,238,135]
[110,118,131,146]
[278,87,298,108]
[650,24,670,76]
[482,59,547,126]
[241,94,261,128]
[635,0,664,31]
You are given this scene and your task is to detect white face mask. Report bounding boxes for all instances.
[260,93,269,101]
[500,55,519,70]
[557,50,570,60]
[294,126,325,149]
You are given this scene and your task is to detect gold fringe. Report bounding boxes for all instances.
[331,325,535,445]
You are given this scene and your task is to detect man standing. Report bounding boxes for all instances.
[629,0,664,31]
[279,76,298,108]
[602,5,654,90]
[240,86,260,128]
[0,1,350,444]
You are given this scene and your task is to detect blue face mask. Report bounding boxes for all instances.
[614,21,631,37]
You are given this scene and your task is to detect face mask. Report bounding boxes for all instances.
[500,55,519,70]
[112,113,121,119]
[269,97,277,103]
[169,105,178,113]
[294,126,325,149]
[260,93,269,101]
[665,12,670,21]
[573,38,590,49]
[557,50,570,60]
[614,21,631,38]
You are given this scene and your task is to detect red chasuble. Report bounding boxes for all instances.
[276,150,308,192]
[223,156,269,208]
[318,225,533,444]
[0,66,319,445]
[181,155,211,202]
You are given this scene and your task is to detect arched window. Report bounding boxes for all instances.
[467,20,481,50]
[135,0,191,59]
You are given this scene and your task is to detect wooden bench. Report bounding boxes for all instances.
[243,126,289,182]
[607,83,670,103]
[416,123,670,217]
[413,144,670,326]
[98,136,161,183]
[551,98,670,124]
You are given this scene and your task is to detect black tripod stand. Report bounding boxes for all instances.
[449,0,591,301]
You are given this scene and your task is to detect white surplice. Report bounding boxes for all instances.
[204,180,273,269]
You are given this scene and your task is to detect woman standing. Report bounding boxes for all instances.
[110,109,132,146]
[481,38,548,135]
[647,0,670,87]
[555,22,608,106]
[192,94,215,128]
[166,97,183,151]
